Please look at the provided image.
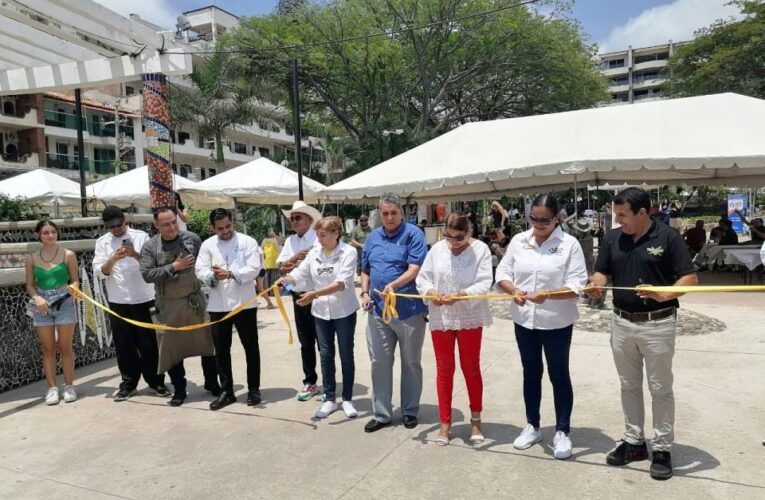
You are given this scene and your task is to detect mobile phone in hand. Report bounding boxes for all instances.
[122,238,132,247]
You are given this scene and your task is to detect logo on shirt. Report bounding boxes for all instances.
[647,245,665,257]
[548,246,564,255]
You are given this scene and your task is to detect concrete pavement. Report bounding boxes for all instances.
[0,293,764,499]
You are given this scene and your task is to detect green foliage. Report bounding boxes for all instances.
[0,194,40,222]
[186,209,213,240]
[240,204,281,242]
[231,0,607,173]
[668,1,765,98]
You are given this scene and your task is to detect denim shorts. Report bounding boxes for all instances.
[31,288,77,327]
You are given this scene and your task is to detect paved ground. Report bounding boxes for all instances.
[1,282,764,499]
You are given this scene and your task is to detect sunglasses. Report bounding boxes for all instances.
[529,215,554,226]
[107,221,124,229]
[443,233,468,242]
[289,215,304,222]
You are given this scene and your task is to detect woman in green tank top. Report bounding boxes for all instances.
[24,220,80,406]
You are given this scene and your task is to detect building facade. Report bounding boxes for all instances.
[1,5,325,184]
[598,41,684,106]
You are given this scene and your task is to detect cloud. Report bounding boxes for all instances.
[599,0,742,53]
[91,0,177,30]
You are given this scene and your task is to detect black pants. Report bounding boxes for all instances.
[109,300,163,391]
[514,323,574,434]
[292,292,318,385]
[166,355,218,395]
[209,308,260,393]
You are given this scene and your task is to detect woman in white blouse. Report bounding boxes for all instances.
[278,216,360,420]
[496,193,588,460]
[416,213,493,446]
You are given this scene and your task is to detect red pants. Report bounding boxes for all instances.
[431,327,483,424]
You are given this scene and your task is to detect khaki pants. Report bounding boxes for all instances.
[610,312,676,451]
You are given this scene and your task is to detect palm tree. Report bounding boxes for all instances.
[169,41,283,164]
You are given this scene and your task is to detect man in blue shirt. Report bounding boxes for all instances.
[361,193,428,432]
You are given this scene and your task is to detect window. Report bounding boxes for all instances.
[208,168,216,177]
[612,93,629,102]
[124,85,135,96]
[610,76,629,86]
[200,169,207,180]
[204,138,215,150]
[234,142,247,154]
[180,165,189,178]
[178,132,190,145]
[56,143,68,156]
[172,163,178,174]
[608,59,625,69]
[259,147,270,158]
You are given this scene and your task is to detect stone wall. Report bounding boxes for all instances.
[0,215,154,393]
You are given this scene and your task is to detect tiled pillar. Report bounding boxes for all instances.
[141,73,174,209]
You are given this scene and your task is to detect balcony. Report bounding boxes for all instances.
[44,110,86,130]
[632,77,666,90]
[608,83,630,93]
[0,108,41,130]
[633,59,669,72]
[45,153,123,175]
[600,66,630,77]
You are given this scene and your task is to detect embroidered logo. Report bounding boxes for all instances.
[647,245,665,257]
[548,247,564,255]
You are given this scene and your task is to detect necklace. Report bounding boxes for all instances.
[39,245,60,263]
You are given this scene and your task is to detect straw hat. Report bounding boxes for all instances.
[281,201,323,226]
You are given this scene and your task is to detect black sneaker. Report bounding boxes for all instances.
[150,385,172,397]
[247,390,262,406]
[114,388,137,402]
[606,441,649,466]
[650,450,673,480]
[168,392,187,407]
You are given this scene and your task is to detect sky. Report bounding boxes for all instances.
[93,0,742,53]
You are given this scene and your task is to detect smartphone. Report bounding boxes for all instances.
[279,282,294,296]
[121,238,132,247]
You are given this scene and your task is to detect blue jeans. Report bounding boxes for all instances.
[315,312,357,401]
[514,323,574,434]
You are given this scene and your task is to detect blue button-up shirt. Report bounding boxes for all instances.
[362,221,428,320]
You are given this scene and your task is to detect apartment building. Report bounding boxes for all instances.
[598,41,684,105]
[1,5,325,184]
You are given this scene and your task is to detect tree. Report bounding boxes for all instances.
[667,1,765,99]
[277,0,307,16]
[0,194,39,222]
[169,40,284,164]
[231,0,607,170]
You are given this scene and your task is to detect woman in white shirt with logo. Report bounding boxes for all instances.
[496,193,587,460]
[278,216,359,420]
[416,213,493,446]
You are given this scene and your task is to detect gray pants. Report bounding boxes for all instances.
[366,313,427,423]
[610,312,676,451]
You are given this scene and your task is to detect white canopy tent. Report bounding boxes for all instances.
[321,93,765,202]
[87,166,226,209]
[0,168,81,209]
[177,157,327,206]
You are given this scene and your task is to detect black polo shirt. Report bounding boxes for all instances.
[595,219,695,313]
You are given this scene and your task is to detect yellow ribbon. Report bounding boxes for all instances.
[69,284,294,344]
[374,285,765,324]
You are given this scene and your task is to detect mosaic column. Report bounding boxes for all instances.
[141,73,174,209]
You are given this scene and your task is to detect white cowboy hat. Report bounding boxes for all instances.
[573,217,595,234]
[281,201,323,226]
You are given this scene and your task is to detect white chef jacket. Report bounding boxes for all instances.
[195,232,262,313]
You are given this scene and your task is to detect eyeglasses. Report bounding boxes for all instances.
[289,215,304,222]
[529,215,554,226]
[443,232,468,242]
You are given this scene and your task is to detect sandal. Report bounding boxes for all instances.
[470,417,485,444]
[435,434,450,446]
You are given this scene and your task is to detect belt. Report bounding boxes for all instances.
[613,306,676,323]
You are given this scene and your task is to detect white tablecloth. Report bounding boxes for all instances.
[723,248,764,271]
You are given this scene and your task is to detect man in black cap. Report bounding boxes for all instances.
[93,206,171,400]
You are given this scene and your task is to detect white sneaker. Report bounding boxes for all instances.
[341,400,358,418]
[513,424,543,450]
[62,385,78,403]
[44,387,60,406]
[314,401,338,418]
[553,431,572,460]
